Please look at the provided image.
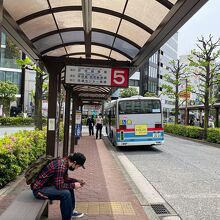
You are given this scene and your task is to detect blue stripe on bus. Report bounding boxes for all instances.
[116,132,164,138]
[116,138,164,142]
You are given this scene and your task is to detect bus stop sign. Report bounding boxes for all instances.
[65,65,129,88]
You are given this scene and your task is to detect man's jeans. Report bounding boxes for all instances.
[33,186,75,220]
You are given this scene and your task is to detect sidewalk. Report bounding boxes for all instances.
[0,133,150,220]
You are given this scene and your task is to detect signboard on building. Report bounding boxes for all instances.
[65,66,129,87]
[179,90,191,99]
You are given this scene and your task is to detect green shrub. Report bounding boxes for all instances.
[207,128,220,144]
[0,117,34,126]
[165,123,220,143]
[0,129,46,188]
[0,140,21,187]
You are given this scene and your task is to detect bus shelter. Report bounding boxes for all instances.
[179,103,220,127]
[0,0,208,156]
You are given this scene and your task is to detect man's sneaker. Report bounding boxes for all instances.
[72,210,84,218]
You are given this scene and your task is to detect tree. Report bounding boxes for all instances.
[5,38,21,59]
[17,57,48,130]
[188,35,220,138]
[120,87,138,98]
[0,81,18,116]
[161,59,190,124]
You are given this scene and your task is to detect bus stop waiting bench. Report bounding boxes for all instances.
[0,190,48,220]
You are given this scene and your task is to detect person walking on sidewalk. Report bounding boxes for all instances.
[95,113,103,139]
[86,115,94,136]
[31,152,86,220]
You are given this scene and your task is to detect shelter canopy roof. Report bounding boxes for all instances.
[2,0,207,102]
[4,0,181,62]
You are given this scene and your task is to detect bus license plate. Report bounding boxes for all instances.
[153,133,161,138]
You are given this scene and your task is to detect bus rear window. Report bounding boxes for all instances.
[119,100,161,114]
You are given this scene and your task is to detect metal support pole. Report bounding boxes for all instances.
[139,63,147,96]
[46,72,59,156]
[43,58,64,157]
[75,100,79,145]
[70,93,76,153]
[0,0,3,25]
[63,86,71,156]
[80,105,83,137]
[56,73,62,157]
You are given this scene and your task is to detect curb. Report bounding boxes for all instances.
[0,175,25,197]
[103,137,160,220]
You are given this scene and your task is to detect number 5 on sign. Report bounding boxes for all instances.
[111,68,129,87]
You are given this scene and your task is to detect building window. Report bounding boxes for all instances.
[129,79,134,86]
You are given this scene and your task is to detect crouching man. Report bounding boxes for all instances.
[31,152,86,220]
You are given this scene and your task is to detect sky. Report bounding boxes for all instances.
[178,0,220,56]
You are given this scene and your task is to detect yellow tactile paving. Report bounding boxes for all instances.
[76,202,88,213]
[76,202,135,215]
[121,202,136,215]
[99,202,112,215]
[88,202,100,215]
[110,202,123,215]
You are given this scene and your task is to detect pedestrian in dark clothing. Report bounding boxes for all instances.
[96,113,103,139]
[86,115,94,136]
[31,153,86,220]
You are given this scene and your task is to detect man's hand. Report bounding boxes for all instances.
[74,182,82,190]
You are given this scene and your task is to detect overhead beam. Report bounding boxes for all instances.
[43,56,131,68]
[61,52,114,60]
[156,0,174,10]
[81,98,108,101]
[73,91,109,95]
[0,0,3,24]
[82,0,92,58]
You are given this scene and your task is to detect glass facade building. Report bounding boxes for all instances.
[131,33,178,120]
[0,32,22,93]
[0,32,36,113]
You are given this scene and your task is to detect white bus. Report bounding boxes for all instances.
[104,96,164,146]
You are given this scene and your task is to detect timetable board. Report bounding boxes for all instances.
[65,65,129,87]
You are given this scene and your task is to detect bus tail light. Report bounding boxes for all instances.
[119,125,126,130]
[120,131,124,140]
[155,123,162,128]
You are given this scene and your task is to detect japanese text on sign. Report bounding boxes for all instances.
[65,66,128,87]
[135,125,148,136]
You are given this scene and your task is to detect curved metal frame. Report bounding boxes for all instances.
[17,6,153,34]
[32,27,140,59]
[61,52,114,60]
[42,42,133,60]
